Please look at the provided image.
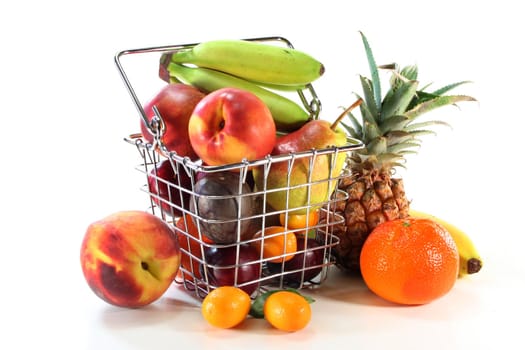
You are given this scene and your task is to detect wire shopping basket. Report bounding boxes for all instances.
[115,37,363,299]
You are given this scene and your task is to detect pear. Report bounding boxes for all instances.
[253,100,362,214]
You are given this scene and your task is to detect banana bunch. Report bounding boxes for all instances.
[159,39,325,132]
[409,209,483,277]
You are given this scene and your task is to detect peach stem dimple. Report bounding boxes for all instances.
[141,261,160,280]
[218,119,225,131]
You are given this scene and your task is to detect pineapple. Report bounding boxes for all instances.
[332,32,476,273]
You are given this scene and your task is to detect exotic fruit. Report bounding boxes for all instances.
[332,32,476,273]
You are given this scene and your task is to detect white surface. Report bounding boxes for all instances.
[2,1,524,349]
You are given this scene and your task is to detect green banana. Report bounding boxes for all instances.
[409,209,483,277]
[163,62,311,131]
[165,39,325,86]
[255,81,308,92]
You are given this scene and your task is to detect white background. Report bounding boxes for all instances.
[2,1,524,349]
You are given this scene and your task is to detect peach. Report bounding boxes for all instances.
[80,210,181,308]
[188,87,276,166]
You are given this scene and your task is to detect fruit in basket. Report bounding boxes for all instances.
[188,87,276,165]
[190,171,262,244]
[279,209,320,236]
[147,159,192,216]
[162,63,311,132]
[251,226,297,263]
[202,244,262,296]
[80,211,181,308]
[141,83,205,159]
[267,237,324,285]
[175,214,213,282]
[331,32,476,273]
[360,218,459,305]
[163,39,325,86]
[252,107,360,214]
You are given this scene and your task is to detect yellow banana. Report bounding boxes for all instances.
[163,62,311,132]
[409,209,483,277]
[165,39,325,86]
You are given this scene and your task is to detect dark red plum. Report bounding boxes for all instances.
[147,159,192,217]
[202,244,261,296]
[267,237,324,285]
[190,171,262,244]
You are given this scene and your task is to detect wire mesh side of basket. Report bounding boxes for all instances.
[125,135,357,299]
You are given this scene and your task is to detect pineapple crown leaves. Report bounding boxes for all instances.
[342,31,477,169]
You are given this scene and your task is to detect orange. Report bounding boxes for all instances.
[360,218,459,305]
[279,210,320,236]
[175,215,213,282]
[263,290,312,332]
[252,226,297,263]
[201,286,251,329]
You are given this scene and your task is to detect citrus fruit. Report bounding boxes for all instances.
[279,210,320,235]
[252,226,297,263]
[360,218,459,305]
[201,286,251,329]
[263,290,312,332]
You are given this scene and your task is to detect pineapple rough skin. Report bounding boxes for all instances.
[331,170,410,273]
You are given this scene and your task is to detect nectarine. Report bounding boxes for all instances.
[188,87,276,166]
[80,210,181,308]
